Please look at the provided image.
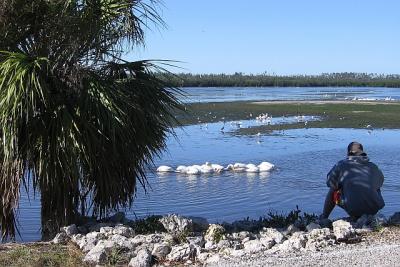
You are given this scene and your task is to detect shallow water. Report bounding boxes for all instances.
[181,87,400,103]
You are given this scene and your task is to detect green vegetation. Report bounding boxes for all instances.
[128,215,166,235]
[0,0,181,240]
[263,206,318,229]
[161,72,400,88]
[175,101,400,134]
[0,243,86,267]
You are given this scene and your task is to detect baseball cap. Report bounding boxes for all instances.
[347,141,366,156]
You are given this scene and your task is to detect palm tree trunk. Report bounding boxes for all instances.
[40,182,79,240]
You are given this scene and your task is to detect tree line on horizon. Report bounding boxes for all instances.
[160,72,400,88]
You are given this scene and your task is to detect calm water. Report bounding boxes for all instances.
[181,86,400,103]
[14,87,400,241]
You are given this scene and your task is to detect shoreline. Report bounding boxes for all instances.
[2,212,400,266]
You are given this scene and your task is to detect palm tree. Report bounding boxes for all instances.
[0,0,182,240]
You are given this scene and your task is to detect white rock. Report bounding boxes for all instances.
[279,232,307,251]
[83,240,115,265]
[197,252,210,263]
[166,244,195,261]
[99,226,114,236]
[52,232,69,244]
[61,224,78,236]
[260,228,285,244]
[159,214,193,237]
[243,239,265,253]
[260,237,276,249]
[205,254,221,264]
[109,234,135,250]
[128,248,152,267]
[332,219,356,241]
[130,235,147,246]
[204,224,225,242]
[152,243,171,259]
[113,225,135,238]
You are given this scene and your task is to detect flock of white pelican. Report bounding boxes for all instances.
[156,161,275,175]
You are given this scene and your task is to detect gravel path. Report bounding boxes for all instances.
[208,227,400,267]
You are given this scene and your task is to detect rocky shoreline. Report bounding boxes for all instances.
[48,212,400,266]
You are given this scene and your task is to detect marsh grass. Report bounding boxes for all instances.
[0,243,85,267]
[176,101,400,134]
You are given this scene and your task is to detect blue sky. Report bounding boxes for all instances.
[127,0,400,75]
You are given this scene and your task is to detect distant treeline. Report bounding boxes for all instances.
[159,72,400,88]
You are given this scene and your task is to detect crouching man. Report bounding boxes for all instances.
[321,142,385,219]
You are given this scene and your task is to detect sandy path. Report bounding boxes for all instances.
[207,227,400,267]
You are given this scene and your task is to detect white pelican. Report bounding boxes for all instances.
[176,165,187,173]
[246,165,259,173]
[258,162,275,172]
[186,166,201,175]
[211,164,224,173]
[200,162,214,173]
[157,166,174,172]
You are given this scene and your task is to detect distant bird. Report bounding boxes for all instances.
[220,122,225,133]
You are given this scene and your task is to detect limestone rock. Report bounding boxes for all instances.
[260,228,285,244]
[197,252,210,263]
[260,237,275,249]
[159,214,193,237]
[204,224,225,242]
[113,225,135,238]
[243,239,265,253]
[52,232,69,245]
[217,239,232,249]
[166,244,195,261]
[279,232,307,251]
[128,248,152,267]
[152,243,171,259]
[61,224,78,237]
[332,219,356,241]
[306,228,336,251]
[286,224,300,235]
[83,240,115,265]
[99,226,114,237]
[205,254,221,264]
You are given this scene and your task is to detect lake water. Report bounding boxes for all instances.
[14,87,400,242]
[181,86,400,103]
